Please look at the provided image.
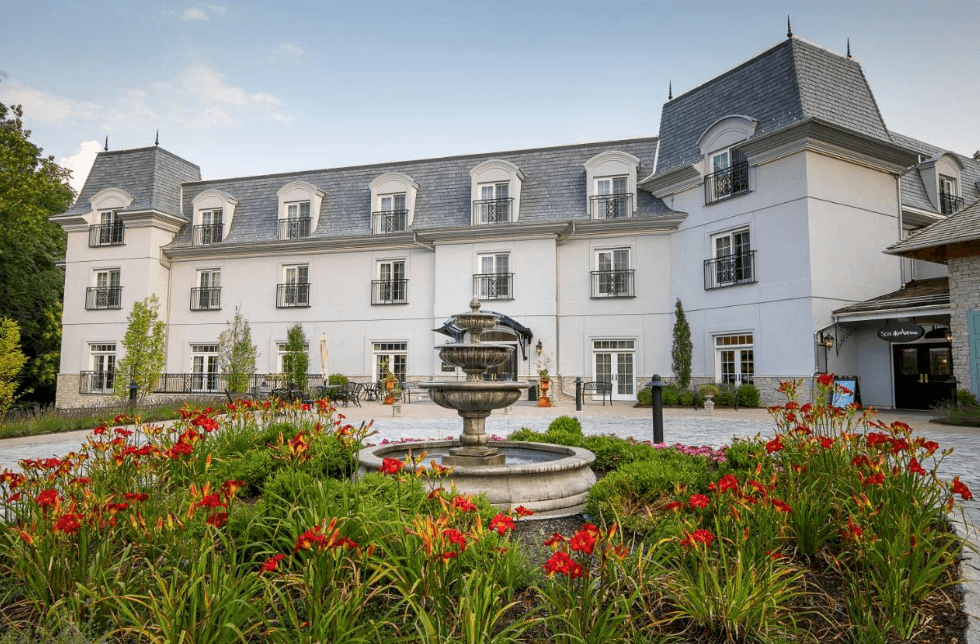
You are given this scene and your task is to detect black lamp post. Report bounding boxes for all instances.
[128,381,138,408]
[646,374,667,444]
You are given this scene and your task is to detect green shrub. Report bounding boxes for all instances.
[300,434,355,480]
[547,415,583,437]
[328,373,350,386]
[662,384,680,406]
[718,438,765,475]
[636,388,651,405]
[715,387,736,406]
[507,427,550,442]
[956,389,978,407]
[678,390,695,406]
[699,384,720,397]
[263,468,318,506]
[256,421,302,445]
[736,383,761,408]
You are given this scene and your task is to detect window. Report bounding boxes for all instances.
[191,344,220,392]
[89,210,124,247]
[939,175,963,214]
[373,259,407,305]
[591,176,632,219]
[593,339,636,399]
[277,342,310,374]
[704,147,749,204]
[705,229,755,289]
[192,269,221,311]
[374,342,407,383]
[475,183,511,224]
[280,201,312,239]
[87,269,122,309]
[194,208,223,245]
[470,159,523,224]
[86,343,116,393]
[715,334,754,385]
[277,265,310,308]
[373,193,408,233]
[474,253,512,300]
[591,248,634,298]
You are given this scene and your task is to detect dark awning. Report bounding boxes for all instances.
[434,310,534,360]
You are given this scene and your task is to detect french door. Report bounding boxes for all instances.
[593,339,636,400]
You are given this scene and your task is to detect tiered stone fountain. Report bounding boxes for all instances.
[358,299,596,518]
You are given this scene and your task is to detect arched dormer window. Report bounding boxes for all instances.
[470,159,524,225]
[87,188,134,247]
[277,181,324,240]
[369,172,419,234]
[584,151,641,219]
[698,116,756,204]
[918,152,965,214]
[191,189,239,246]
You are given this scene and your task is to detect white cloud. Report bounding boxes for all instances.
[181,7,208,21]
[59,140,102,193]
[0,80,101,124]
[205,4,229,15]
[270,43,304,65]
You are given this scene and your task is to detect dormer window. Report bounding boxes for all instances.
[939,175,963,215]
[277,181,324,240]
[374,193,407,233]
[916,151,963,215]
[195,208,223,245]
[89,210,125,247]
[370,172,418,234]
[191,189,238,246]
[705,147,749,204]
[470,160,524,225]
[584,151,640,219]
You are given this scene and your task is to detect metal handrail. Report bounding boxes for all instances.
[589,193,634,219]
[192,224,223,245]
[78,371,115,394]
[940,192,964,215]
[88,223,125,247]
[704,160,749,204]
[371,209,409,233]
[85,287,122,310]
[276,283,310,308]
[190,287,222,311]
[371,279,409,305]
[472,198,513,224]
[279,217,312,240]
[590,269,635,298]
[703,251,757,290]
[473,273,514,300]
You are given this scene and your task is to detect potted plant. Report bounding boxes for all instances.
[536,354,553,408]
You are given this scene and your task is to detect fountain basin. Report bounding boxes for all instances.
[420,380,526,412]
[437,343,514,375]
[358,440,596,519]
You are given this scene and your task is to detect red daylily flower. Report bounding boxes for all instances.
[514,505,534,518]
[569,529,596,555]
[765,438,784,453]
[379,458,405,475]
[206,512,229,528]
[908,458,927,476]
[55,513,82,534]
[543,551,586,578]
[952,477,973,500]
[259,553,286,574]
[489,513,515,535]
[687,494,710,510]
[452,496,477,512]
[816,373,834,386]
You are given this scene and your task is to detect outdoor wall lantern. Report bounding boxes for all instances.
[535,340,543,356]
[817,333,834,348]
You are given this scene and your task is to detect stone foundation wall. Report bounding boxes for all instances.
[948,257,980,396]
[56,373,225,411]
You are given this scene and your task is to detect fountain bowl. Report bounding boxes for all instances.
[420,380,526,412]
[357,440,596,519]
[437,343,514,374]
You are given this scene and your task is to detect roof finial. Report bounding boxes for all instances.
[155,129,159,146]
[787,15,793,38]
[846,38,851,59]
[104,136,108,152]
[668,81,672,101]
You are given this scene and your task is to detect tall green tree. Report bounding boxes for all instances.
[218,307,257,394]
[671,298,693,389]
[114,296,166,399]
[284,323,308,393]
[0,101,73,402]
[0,318,28,416]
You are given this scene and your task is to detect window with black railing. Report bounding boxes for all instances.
[940,192,964,215]
[371,279,408,305]
[704,251,757,290]
[88,223,125,247]
[589,193,634,219]
[85,287,122,310]
[190,287,222,311]
[472,198,513,224]
[372,210,409,234]
[279,217,312,240]
[79,370,115,394]
[704,160,750,204]
[473,273,514,300]
[276,283,310,308]
[590,269,635,298]
[192,224,223,246]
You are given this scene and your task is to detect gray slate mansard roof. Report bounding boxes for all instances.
[653,37,891,177]
[63,147,201,218]
[171,138,674,246]
[889,131,980,214]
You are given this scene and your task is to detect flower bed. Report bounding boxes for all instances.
[0,379,970,643]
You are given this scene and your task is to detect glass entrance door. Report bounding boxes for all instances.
[594,340,635,400]
[892,342,954,409]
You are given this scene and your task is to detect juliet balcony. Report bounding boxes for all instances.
[279,217,312,240]
[589,193,634,219]
[190,287,222,311]
[590,269,635,298]
[473,273,514,301]
[704,251,757,290]
[192,224,223,246]
[85,287,122,310]
[88,223,125,247]
[940,192,964,215]
[704,160,749,205]
[277,283,310,308]
[472,198,513,225]
[372,210,409,234]
[371,279,408,305]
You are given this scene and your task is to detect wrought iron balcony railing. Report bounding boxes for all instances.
[371,279,408,305]
[85,287,122,310]
[190,287,222,311]
[192,224,223,246]
[473,273,514,300]
[589,193,634,219]
[372,209,409,234]
[704,160,750,204]
[704,251,757,290]
[88,223,125,247]
[151,373,329,395]
[78,371,115,394]
[590,269,635,298]
[276,283,310,308]
[940,192,964,215]
[472,198,514,225]
[279,217,312,240]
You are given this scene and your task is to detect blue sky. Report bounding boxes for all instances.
[1,0,978,192]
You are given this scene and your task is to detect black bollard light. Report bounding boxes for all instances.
[646,374,667,444]
[575,377,582,411]
[128,381,138,408]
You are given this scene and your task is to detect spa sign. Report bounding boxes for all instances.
[877,322,924,343]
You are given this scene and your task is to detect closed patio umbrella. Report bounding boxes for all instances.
[320,334,329,380]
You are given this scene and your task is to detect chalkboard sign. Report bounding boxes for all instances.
[831,376,859,408]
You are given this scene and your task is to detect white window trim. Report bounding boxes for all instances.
[370,172,419,230]
[697,115,757,167]
[191,189,238,240]
[713,332,755,386]
[470,159,524,224]
[372,341,408,382]
[87,188,134,226]
[277,181,324,234]
[584,151,640,217]
[276,341,311,374]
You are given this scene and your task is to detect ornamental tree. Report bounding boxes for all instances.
[217,307,257,394]
[114,296,166,399]
[284,323,308,392]
[671,298,693,389]
[0,318,28,415]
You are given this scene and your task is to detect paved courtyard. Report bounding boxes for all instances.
[0,399,977,638]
